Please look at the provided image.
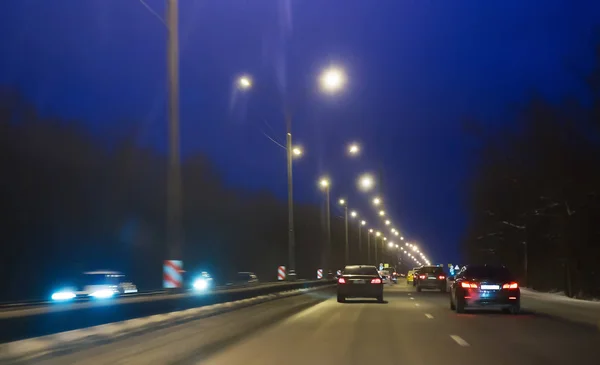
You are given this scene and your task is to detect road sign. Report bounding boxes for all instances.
[454,265,460,270]
[384,263,389,268]
[448,263,453,268]
[379,263,383,270]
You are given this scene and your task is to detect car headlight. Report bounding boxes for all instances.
[51,291,76,301]
[90,289,115,298]
[193,278,209,290]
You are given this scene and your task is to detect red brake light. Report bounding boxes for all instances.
[419,275,426,279]
[371,278,382,284]
[438,275,445,280]
[338,278,346,284]
[461,282,478,289]
[502,282,518,289]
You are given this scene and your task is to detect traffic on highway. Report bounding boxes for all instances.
[2,1,599,364]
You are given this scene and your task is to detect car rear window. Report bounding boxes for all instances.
[465,266,512,279]
[344,267,379,275]
[419,267,445,274]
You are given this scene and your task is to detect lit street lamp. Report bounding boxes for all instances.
[348,143,360,156]
[237,75,252,90]
[385,220,390,226]
[379,210,385,216]
[358,174,375,191]
[292,146,303,157]
[373,197,381,206]
[320,66,346,93]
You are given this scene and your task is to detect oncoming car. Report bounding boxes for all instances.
[450,265,520,314]
[337,265,384,303]
[51,271,137,301]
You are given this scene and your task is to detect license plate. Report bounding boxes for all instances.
[354,280,365,284]
[428,277,437,280]
[480,285,500,290]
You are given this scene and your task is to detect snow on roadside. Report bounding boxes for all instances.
[521,288,600,305]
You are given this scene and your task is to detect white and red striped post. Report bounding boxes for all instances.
[317,268,323,279]
[277,266,286,281]
[163,260,183,288]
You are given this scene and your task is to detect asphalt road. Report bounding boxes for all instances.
[25,283,599,365]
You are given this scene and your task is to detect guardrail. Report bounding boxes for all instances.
[0,279,334,344]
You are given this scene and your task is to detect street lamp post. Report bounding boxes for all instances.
[320,179,331,275]
[367,229,373,264]
[286,127,296,280]
[339,199,349,265]
[166,0,183,290]
[359,221,365,259]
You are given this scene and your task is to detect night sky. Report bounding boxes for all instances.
[2,1,599,266]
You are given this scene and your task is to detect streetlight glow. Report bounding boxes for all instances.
[394,231,399,236]
[358,174,374,191]
[373,197,381,206]
[400,236,404,240]
[292,146,303,157]
[379,210,385,216]
[320,66,346,93]
[361,220,366,225]
[339,198,346,205]
[319,178,330,188]
[395,244,399,248]
[350,211,357,218]
[388,242,393,248]
[376,232,381,237]
[238,75,252,90]
[348,143,360,156]
[385,220,390,225]
[369,228,373,233]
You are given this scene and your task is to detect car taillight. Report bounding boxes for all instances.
[338,278,346,284]
[371,278,382,284]
[461,282,478,289]
[502,282,518,289]
[419,275,426,279]
[393,272,397,276]
[438,275,445,280]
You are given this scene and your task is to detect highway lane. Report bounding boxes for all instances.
[23,283,599,365]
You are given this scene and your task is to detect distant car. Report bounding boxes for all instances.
[337,265,384,303]
[415,266,447,292]
[379,269,391,284]
[412,267,422,286]
[233,272,259,286]
[449,265,520,314]
[406,270,415,284]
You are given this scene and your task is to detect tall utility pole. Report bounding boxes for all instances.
[166,0,183,270]
[367,231,371,264]
[343,204,349,265]
[286,112,296,279]
[325,185,331,275]
[358,223,362,258]
[374,237,378,265]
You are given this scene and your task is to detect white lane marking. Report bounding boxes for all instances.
[410,297,414,300]
[425,313,434,319]
[407,293,412,296]
[450,335,470,347]
[415,303,420,307]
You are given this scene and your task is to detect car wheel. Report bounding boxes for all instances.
[416,285,422,292]
[377,295,384,303]
[455,296,465,313]
[337,294,345,303]
[505,303,520,314]
[450,295,456,310]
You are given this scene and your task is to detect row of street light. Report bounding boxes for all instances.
[235,66,433,276]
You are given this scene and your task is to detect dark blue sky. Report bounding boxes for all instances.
[2,1,599,266]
